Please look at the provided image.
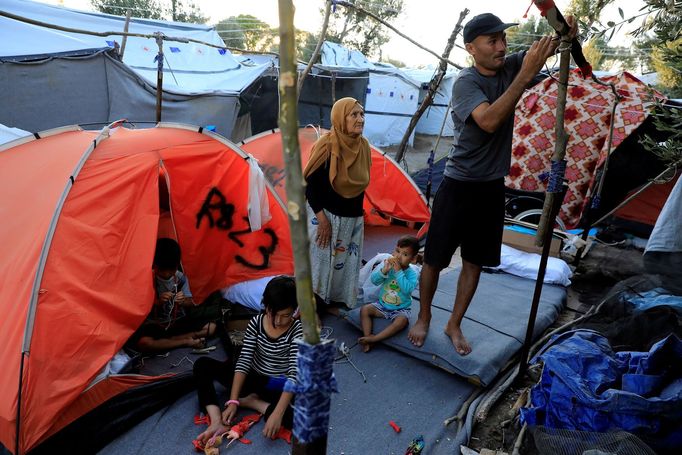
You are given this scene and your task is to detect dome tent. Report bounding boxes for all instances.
[0,122,293,454]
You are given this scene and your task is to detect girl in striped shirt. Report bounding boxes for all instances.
[194,276,303,444]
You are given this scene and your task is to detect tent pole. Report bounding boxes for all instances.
[15,353,26,454]
[119,10,132,59]
[394,9,468,164]
[278,2,333,454]
[154,33,164,123]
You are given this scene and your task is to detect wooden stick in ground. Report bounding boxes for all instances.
[394,9,469,164]
[535,37,571,246]
[297,0,332,96]
[334,1,463,70]
[277,2,319,347]
[119,10,132,58]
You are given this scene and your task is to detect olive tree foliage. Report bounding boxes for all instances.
[633,0,682,165]
[325,0,404,58]
[91,0,207,23]
[91,0,165,20]
[215,15,275,51]
[506,16,555,54]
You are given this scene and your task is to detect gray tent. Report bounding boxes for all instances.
[0,0,268,139]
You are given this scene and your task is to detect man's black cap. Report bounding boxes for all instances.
[463,13,518,43]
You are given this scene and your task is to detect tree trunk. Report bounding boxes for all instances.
[278,2,330,453]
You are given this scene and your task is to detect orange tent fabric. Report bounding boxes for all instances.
[240,128,431,225]
[615,172,681,227]
[0,124,293,454]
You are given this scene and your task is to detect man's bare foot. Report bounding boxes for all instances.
[358,336,374,352]
[444,322,471,355]
[407,319,430,347]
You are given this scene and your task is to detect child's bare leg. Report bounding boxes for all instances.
[240,393,269,414]
[192,322,217,339]
[366,315,409,344]
[358,305,382,352]
[136,335,204,353]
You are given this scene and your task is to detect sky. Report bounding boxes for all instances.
[43,0,645,67]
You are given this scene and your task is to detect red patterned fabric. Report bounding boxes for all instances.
[506,70,661,228]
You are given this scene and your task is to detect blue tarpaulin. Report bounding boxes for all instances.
[521,330,682,450]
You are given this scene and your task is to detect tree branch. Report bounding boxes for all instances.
[394,9,469,163]
[334,1,463,69]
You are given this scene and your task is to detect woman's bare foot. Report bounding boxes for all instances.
[358,336,375,352]
[407,319,430,347]
[444,322,471,355]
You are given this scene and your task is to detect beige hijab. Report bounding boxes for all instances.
[303,97,371,198]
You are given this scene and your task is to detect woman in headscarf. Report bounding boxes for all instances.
[303,97,371,310]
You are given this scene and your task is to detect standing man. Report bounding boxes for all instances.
[407,13,577,355]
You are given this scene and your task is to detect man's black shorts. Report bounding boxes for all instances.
[423,176,505,268]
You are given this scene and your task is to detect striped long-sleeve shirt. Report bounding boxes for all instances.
[235,313,303,383]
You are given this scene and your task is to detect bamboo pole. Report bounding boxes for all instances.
[298,0,332,96]
[394,9,468,163]
[334,1,463,70]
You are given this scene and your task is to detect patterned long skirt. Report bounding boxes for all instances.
[307,206,364,309]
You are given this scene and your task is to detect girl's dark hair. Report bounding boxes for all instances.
[262,275,298,313]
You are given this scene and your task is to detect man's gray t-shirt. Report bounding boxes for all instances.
[444,52,525,182]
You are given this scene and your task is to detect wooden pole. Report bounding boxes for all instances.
[394,9,468,163]
[334,1,463,70]
[154,33,164,123]
[298,0,332,96]
[119,10,132,59]
[535,36,571,246]
[518,35,571,381]
[278,2,328,453]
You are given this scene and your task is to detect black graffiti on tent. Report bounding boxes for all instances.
[196,187,278,270]
[259,163,286,188]
[231,216,279,270]
[196,187,235,230]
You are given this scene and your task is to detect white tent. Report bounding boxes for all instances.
[402,67,458,137]
[0,123,29,146]
[321,41,420,147]
[0,0,267,94]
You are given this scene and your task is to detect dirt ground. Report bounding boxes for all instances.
[384,133,649,454]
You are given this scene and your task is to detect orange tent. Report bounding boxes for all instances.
[239,127,431,226]
[0,123,293,454]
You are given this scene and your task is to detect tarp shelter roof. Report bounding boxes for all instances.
[0,0,267,94]
[320,41,420,147]
[0,122,293,454]
[402,67,458,136]
[239,127,431,225]
[506,70,663,229]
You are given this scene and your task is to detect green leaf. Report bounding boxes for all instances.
[607,21,615,27]
[618,8,624,19]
